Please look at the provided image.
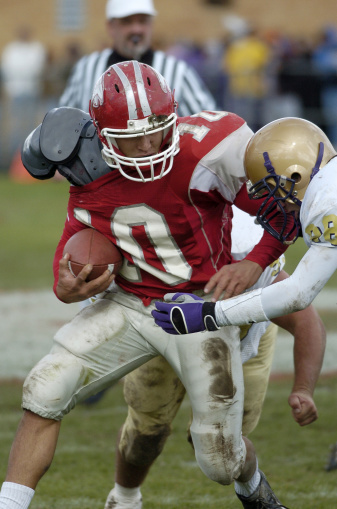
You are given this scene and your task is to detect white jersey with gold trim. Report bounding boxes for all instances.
[301,157,337,249]
[214,157,337,324]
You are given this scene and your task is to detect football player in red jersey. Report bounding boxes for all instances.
[0,61,302,509]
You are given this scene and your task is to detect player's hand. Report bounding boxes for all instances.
[204,259,263,302]
[288,391,318,426]
[56,253,115,303]
[152,293,219,335]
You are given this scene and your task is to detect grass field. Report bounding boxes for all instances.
[1,175,337,508]
[1,376,337,508]
[0,176,69,290]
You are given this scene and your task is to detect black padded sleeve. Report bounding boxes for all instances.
[21,125,57,180]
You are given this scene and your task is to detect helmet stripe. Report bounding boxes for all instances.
[113,64,138,119]
[133,61,152,117]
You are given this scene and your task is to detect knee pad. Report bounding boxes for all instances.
[22,351,87,420]
[190,421,246,485]
[119,420,171,466]
[123,357,185,414]
[119,358,186,466]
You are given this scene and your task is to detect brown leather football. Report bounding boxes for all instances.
[63,228,123,281]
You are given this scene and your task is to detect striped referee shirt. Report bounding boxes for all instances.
[59,48,216,116]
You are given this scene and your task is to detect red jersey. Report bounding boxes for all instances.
[54,111,286,304]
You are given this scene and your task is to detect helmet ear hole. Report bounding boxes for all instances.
[245,117,337,204]
[291,172,301,183]
[147,77,151,86]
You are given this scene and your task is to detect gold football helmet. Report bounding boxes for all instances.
[244,117,336,244]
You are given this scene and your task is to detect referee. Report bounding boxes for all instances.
[59,0,217,115]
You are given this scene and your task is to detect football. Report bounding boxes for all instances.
[63,228,123,281]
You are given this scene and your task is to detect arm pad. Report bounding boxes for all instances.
[21,107,112,185]
[21,125,57,180]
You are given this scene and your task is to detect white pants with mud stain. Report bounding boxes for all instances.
[22,287,246,485]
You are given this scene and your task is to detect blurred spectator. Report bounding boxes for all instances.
[167,39,206,76]
[43,41,83,109]
[1,26,47,166]
[255,31,303,125]
[222,22,271,131]
[166,38,224,104]
[222,13,250,41]
[277,36,323,127]
[312,26,337,148]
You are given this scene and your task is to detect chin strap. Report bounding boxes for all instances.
[263,152,276,174]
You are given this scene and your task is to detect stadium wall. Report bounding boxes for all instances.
[0,0,336,58]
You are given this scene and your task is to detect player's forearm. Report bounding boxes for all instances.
[214,277,319,326]
[53,220,81,299]
[273,306,326,396]
[215,245,337,325]
[245,230,287,271]
[292,317,326,396]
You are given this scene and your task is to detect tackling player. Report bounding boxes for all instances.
[152,117,337,329]
[1,62,302,509]
[105,209,325,509]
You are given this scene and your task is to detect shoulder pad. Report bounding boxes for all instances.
[40,107,92,163]
[57,133,112,185]
[77,134,112,181]
[21,125,56,180]
[23,106,113,186]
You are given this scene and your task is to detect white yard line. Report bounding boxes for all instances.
[0,289,336,379]
[272,289,337,374]
[311,288,337,311]
[0,290,78,379]
[272,332,337,374]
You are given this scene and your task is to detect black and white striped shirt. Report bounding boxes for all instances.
[59,48,216,116]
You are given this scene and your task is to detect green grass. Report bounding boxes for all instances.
[1,174,336,291]
[0,176,69,290]
[1,376,337,508]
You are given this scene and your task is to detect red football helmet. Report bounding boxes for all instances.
[89,60,179,182]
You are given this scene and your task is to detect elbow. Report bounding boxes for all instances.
[286,294,313,314]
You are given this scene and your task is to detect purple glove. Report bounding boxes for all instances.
[152,292,219,335]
